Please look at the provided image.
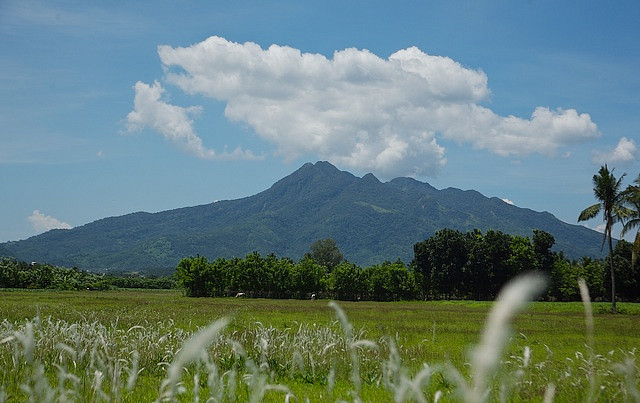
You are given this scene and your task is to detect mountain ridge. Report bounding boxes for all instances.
[1,161,605,271]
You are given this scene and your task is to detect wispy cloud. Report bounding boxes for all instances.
[130,36,600,178]
[27,210,72,233]
[0,132,94,165]
[591,137,638,166]
[502,198,514,205]
[1,0,147,35]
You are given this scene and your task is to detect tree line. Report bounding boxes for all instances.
[0,258,176,290]
[2,231,638,302]
[175,252,416,300]
[174,230,639,302]
[413,228,639,302]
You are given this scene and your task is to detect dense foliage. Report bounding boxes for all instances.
[0,258,176,290]
[4,227,638,303]
[173,230,639,302]
[413,228,639,302]
[174,252,417,300]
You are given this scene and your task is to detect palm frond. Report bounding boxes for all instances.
[621,217,640,237]
[614,206,634,222]
[578,203,601,222]
[633,231,640,269]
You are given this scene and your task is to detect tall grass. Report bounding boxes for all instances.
[0,275,638,401]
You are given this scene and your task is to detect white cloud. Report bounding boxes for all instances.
[27,210,72,233]
[502,198,514,205]
[432,104,599,157]
[126,81,259,161]
[591,137,638,166]
[129,36,600,177]
[581,222,607,235]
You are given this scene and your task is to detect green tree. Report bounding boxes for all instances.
[292,256,326,298]
[532,229,556,272]
[549,258,578,301]
[605,240,640,302]
[308,238,344,272]
[267,255,295,299]
[0,258,22,288]
[329,262,366,300]
[208,258,231,296]
[622,174,640,268]
[482,230,514,297]
[175,256,211,297]
[369,262,392,301]
[412,229,468,299]
[578,165,630,313]
[508,235,537,274]
[546,255,605,302]
[236,252,268,296]
[580,257,606,300]
[368,260,416,301]
[464,230,515,300]
[29,263,54,289]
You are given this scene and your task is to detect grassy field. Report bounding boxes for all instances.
[1,285,639,401]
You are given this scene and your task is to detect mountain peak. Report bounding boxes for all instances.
[286,161,343,179]
[314,160,339,170]
[266,161,356,200]
[362,172,380,183]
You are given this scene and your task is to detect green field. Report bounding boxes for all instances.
[1,288,639,402]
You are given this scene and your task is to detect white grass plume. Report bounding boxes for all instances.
[18,321,35,364]
[578,278,594,349]
[542,383,556,403]
[329,301,377,400]
[468,273,547,403]
[613,353,640,402]
[126,350,140,391]
[158,317,229,401]
[328,301,353,340]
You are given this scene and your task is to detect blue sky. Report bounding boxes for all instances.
[1,0,639,243]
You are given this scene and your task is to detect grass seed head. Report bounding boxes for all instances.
[469,273,547,403]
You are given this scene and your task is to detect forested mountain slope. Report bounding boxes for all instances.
[1,161,605,271]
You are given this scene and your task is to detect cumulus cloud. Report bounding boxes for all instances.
[27,210,73,233]
[128,36,600,177]
[126,81,259,161]
[591,137,638,166]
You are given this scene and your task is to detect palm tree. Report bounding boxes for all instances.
[578,165,629,314]
[622,174,640,269]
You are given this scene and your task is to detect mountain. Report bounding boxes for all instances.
[1,161,605,272]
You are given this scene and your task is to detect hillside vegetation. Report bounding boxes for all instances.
[5,228,638,303]
[0,162,606,272]
[172,230,639,303]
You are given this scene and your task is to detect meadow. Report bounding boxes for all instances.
[1,280,639,402]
